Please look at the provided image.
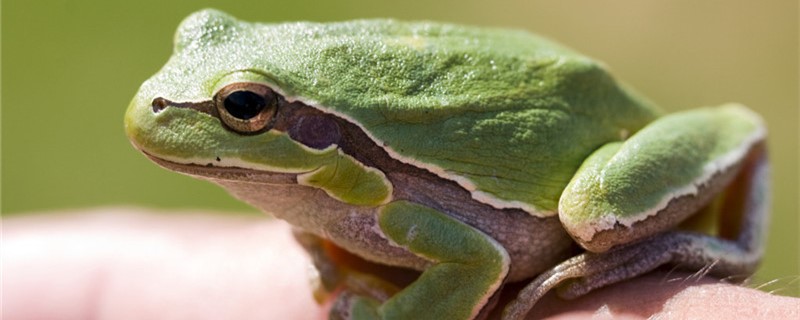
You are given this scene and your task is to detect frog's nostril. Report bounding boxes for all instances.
[152,97,170,113]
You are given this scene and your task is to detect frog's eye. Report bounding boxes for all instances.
[214,83,277,133]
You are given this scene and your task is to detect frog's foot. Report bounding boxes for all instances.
[331,200,510,320]
[502,230,761,319]
[503,105,769,320]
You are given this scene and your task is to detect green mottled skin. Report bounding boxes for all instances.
[128,9,660,214]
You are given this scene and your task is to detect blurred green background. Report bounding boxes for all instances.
[2,0,797,296]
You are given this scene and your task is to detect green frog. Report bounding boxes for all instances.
[126,9,769,319]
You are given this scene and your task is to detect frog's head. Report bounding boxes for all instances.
[125,9,394,207]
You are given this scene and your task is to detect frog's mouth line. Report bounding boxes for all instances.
[142,151,298,185]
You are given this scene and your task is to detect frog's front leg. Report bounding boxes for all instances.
[333,200,510,320]
[504,104,768,319]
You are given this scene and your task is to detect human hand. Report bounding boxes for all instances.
[4,209,798,319]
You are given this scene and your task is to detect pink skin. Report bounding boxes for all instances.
[4,208,798,319]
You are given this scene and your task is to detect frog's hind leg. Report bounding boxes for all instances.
[503,105,769,320]
[334,200,510,320]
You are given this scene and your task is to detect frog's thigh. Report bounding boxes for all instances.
[348,200,510,320]
[503,105,768,319]
[560,104,766,252]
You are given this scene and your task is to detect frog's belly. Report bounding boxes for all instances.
[212,178,574,282]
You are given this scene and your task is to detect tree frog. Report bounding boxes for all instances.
[125,9,769,320]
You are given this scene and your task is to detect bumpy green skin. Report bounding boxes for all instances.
[126,9,660,215]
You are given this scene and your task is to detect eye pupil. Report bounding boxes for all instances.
[224,91,267,120]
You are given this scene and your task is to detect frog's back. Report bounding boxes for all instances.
[174,10,661,215]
